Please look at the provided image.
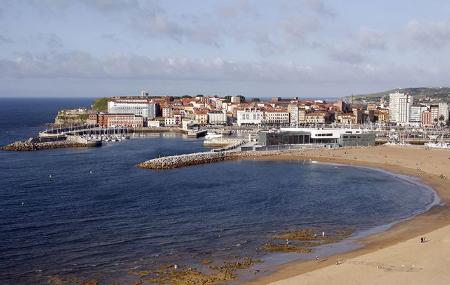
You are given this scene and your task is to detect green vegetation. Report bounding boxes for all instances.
[91,97,109,112]
[237,95,246,103]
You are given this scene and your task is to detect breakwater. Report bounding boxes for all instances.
[138,150,282,170]
[1,136,101,151]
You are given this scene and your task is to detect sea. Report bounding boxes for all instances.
[0,98,438,284]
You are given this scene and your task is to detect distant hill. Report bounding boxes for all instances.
[346,87,450,104]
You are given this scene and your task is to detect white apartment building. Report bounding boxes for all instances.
[208,112,227,125]
[288,104,299,126]
[108,99,157,119]
[236,108,263,126]
[162,106,173,118]
[409,105,428,123]
[389,92,413,124]
[438,103,449,121]
[164,114,181,127]
[230,96,241,104]
[263,111,290,125]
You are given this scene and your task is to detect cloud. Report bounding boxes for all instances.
[282,16,321,43]
[303,0,336,17]
[37,33,64,49]
[329,48,365,64]
[0,34,13,44]
[0,51,314,82]
[404,20,450,49]
[357,27,386,50]
[100,33,120,42]
[218,0,257,18]
[80,0,140,11]
[2,50,444,86]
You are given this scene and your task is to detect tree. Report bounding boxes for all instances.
[237,95,246,103]
[181,95,192,98]
[251,97,260,102]
[438,115,445,127]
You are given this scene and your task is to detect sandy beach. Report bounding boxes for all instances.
[244,145,450,285]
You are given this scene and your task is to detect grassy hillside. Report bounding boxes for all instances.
[91,97,109,112]
[347,87,450,103]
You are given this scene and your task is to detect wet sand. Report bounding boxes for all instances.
[243,145,450,285]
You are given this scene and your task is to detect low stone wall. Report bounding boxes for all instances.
[138,150,283,170]
[2,137,101,151]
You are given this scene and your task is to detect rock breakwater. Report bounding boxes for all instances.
[138,150,283,170]
[1,137,101,151]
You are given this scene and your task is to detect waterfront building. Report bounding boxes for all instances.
[107,98,158,119]
[439,103,449,121]
[147,120,160,128]
[288,104,299,126]
[305,112,330,124]
[162,106,173,118]
[421,110,433,126]
[236,108,263,126]
[430,103,449,123]
[194,110,208,125]
[410,105,428,123]
[258,128,375,147]
[299,109,307,124]
[263,110,290,125]
[165,114,182,127]
[389,92,413,124]
[207,111,227,125]
[336,113,356,124]
[97,113,144,128]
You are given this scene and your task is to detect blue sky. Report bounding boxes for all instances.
[1,0,450,98]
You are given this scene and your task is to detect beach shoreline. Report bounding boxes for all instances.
[239,145,450,285]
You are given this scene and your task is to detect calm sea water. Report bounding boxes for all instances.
[0,98,437,284]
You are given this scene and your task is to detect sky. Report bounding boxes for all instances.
[1,0,450,98]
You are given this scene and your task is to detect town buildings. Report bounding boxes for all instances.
[83,90,448,130]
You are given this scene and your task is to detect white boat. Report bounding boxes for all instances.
[205,132,223,140]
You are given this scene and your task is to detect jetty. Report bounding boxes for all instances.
[2,135,101,151]
[187,130,207,138]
